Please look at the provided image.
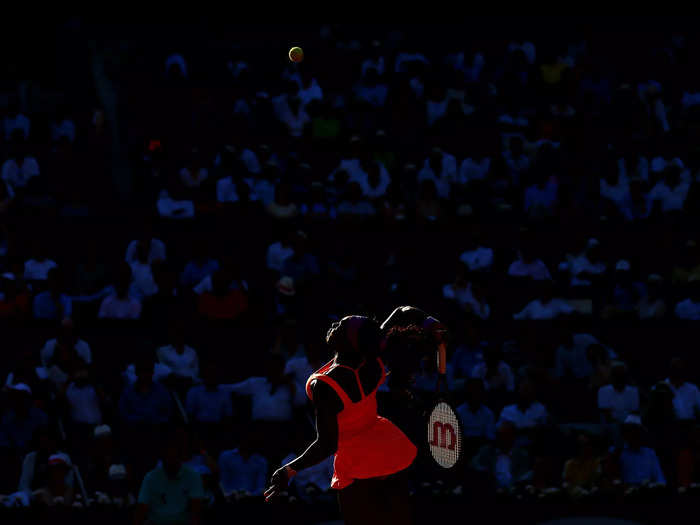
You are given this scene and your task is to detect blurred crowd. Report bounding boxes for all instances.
[3,20,700,523]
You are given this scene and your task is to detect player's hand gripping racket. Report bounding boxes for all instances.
[426,341,463,470]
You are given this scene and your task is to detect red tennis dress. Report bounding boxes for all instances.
[306,357,417,489]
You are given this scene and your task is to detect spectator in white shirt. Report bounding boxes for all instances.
[358,162,391,200]
[425,85,450,126]
[192,255,249,296]
[524,175,559,217]
[248,163,278,207]
[266,182,299,220]
[297,74,323,107]
[674,281,700,320]
[618,153,650,183]
[98,264,142,320]
[179,150,209,189]
[123,361,172,386]
[597,363,639,423]
[450,49,485,81]
[33,269,72,320]
[560,238,607,287]
[508,247,552,281]
[1,149,40,191]
[3,103,30,140]
[328,147,369,186]
[284,342,325,407]
[459,237,494,272]
[442,263,490,319]
[222,355,296,459]
[128,242,159,298]
[503,136,530,185]
[472,346,515,394]
[216,175,244,204]
[218,426,269,499]
[665,358,700,421]
[50,114,76,144]
[40,319,92,366]
[457,378,496,446]
[157,189,195,219]
[417,148,457,199]
[125,228,166,265]
[637,274,667,320]
[180,241,220,289]
[508,41,536,64]
[554,332,602,381]
[337,182,376,220]
[394,51,429,73]
[156,326,199,383]
[222,354,295,422]
[513,282,574,320]
[648,164,691,213]
[266,232,295,274]
[62,366,103,426]
[354,69,389,108]
[240,146,262,175]
[600,164,630,206]
[41,328,89,390]
[301,182,337,221]
[24,242,58,281]
[498,380,548,429]
[274,95,310,138]
[471,420,532,490]
[361,42,385,78]
[617,178,652,222]
[458,156,491,186]
[185,361,233,426]
[639,81,670,134]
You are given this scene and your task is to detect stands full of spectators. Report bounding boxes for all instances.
[4,18,700,524]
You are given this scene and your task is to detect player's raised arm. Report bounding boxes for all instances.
[380,306,449,379]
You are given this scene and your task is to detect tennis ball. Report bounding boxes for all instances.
[289,47,304,63]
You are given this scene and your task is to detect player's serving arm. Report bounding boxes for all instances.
[380,305,449,383]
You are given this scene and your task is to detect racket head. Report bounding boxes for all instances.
[426,398,463,470]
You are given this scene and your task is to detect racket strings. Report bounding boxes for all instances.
[428,402,462,469]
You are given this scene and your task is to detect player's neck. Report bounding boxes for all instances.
[335,353,365,369]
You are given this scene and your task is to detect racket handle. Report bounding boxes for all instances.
[437,343,447,393]
[437,343,447,375]
[436,373,447,393]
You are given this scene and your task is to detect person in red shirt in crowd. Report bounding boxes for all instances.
[197,269,249,320]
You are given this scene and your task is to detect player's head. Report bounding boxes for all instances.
[326,315,381,361]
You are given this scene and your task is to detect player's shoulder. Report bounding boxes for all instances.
[309,374,345,410]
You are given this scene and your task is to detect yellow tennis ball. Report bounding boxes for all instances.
[289,47,304,63]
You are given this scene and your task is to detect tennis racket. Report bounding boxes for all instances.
[426,342,463,470]
[380,306,463,469]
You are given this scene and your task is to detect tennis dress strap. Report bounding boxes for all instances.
[311,374,353,408]
[334,360,367,398]
[375,357,387,391]
[377,357,387,383]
